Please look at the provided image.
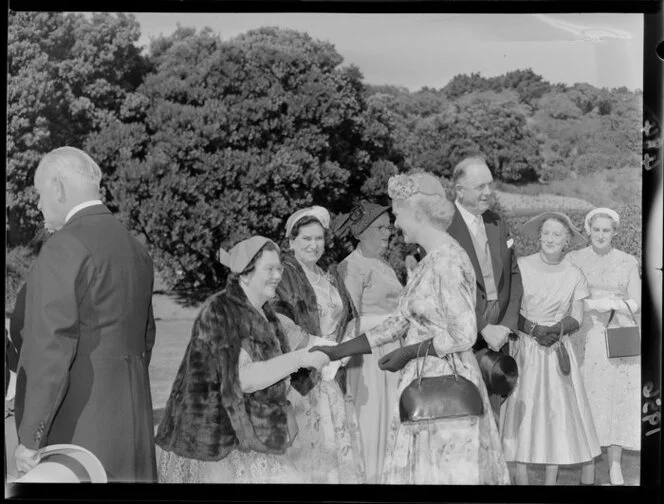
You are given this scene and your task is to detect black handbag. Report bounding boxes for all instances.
[399,341,484,424]
[604,302,640,358]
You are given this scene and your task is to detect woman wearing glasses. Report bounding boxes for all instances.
[272,206,364,484]
[334,201,404,484]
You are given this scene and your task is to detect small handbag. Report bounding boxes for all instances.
[604,301,640,358]
[399,341,484,424]
[554,325,571,376]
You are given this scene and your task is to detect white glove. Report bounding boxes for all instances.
[321,360,342,381]
[307,336,337,348]
[585,298,614,313]
[610,299,638,314]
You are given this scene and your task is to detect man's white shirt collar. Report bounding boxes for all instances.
[65,200,103,224]
[455,201,483,234]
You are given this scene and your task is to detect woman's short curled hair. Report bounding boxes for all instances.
[538,217,572,244]
[228,241,281,282]
[408,193,456,231]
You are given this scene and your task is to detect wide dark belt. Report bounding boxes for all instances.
[517,314,538,335]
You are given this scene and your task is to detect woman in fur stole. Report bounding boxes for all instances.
[272,206,365,483]
[155,237,330,483]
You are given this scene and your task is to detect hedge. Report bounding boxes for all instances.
[4,205,642,315]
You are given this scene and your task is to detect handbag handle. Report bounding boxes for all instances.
[605,301,638,329]
[415,340,458,386]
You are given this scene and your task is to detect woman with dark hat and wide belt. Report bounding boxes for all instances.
[499,212,601,485]
[334,201,403,483]
[154,236,330,483]
[272,206,364,483]
[311,173,511,485]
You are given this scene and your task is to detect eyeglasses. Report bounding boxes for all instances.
[458,182,495,192]
[368,225,392,233]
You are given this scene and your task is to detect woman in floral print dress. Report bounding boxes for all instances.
[311,173,511,485]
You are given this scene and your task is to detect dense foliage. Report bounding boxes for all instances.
[6,15,643,298]
[6,11,149,245]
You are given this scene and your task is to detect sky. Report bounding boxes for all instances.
[131,13,644,92]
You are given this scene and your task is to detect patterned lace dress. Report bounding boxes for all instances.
[285,271,365,483]
[364,240,511,485]
[567,247,641,451]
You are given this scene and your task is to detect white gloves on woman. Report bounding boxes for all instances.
[585,298,638,314]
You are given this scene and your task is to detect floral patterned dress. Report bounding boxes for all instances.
[364,240,511,485]
[286,272,365,484]
[567,247,641,451]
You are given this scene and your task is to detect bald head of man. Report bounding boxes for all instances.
[33,147,102,231]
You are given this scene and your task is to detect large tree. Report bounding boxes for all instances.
[6,11,149,245]
[88,27,391,288]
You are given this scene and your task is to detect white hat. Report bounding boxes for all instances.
[583,207,620,234]
[13,444,107,483]
[218,236,279,273]
[285,206,330,237]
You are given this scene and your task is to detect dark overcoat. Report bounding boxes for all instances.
[447,207,524,349]
[14,204,157,482]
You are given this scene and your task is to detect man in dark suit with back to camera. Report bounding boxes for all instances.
[447,156,523,421]
[13,147,157,482]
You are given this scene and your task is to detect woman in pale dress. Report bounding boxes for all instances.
[272,206,364,484]
[567,208,641,486]
[155,237,330,483]
[311,173,511,485]
[335,201,403,483]
[499,212,601,485]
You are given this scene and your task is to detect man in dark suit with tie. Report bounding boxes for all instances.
[447,156,523,420]
[14,147,157,482]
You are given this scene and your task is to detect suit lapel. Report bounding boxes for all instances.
[483,214,504,287]
[449,209,485,291]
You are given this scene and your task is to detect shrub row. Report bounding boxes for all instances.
[4,205,642,315]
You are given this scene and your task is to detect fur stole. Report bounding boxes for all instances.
[155,279,294,461]
[273,251,357,394]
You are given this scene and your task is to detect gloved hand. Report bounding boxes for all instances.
[378,338,438,372]
[536,330,561,347]
[310,334,371,361]
[321,360,342,381]
[609,298,638,314]
[585,298,615,313]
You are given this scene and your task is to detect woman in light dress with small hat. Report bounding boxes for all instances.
[499,211,601,485]
[567,207,641,486]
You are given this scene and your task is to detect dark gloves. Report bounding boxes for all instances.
[378,338,438,372]
[309,334,371,361]
[534,316,580,347]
